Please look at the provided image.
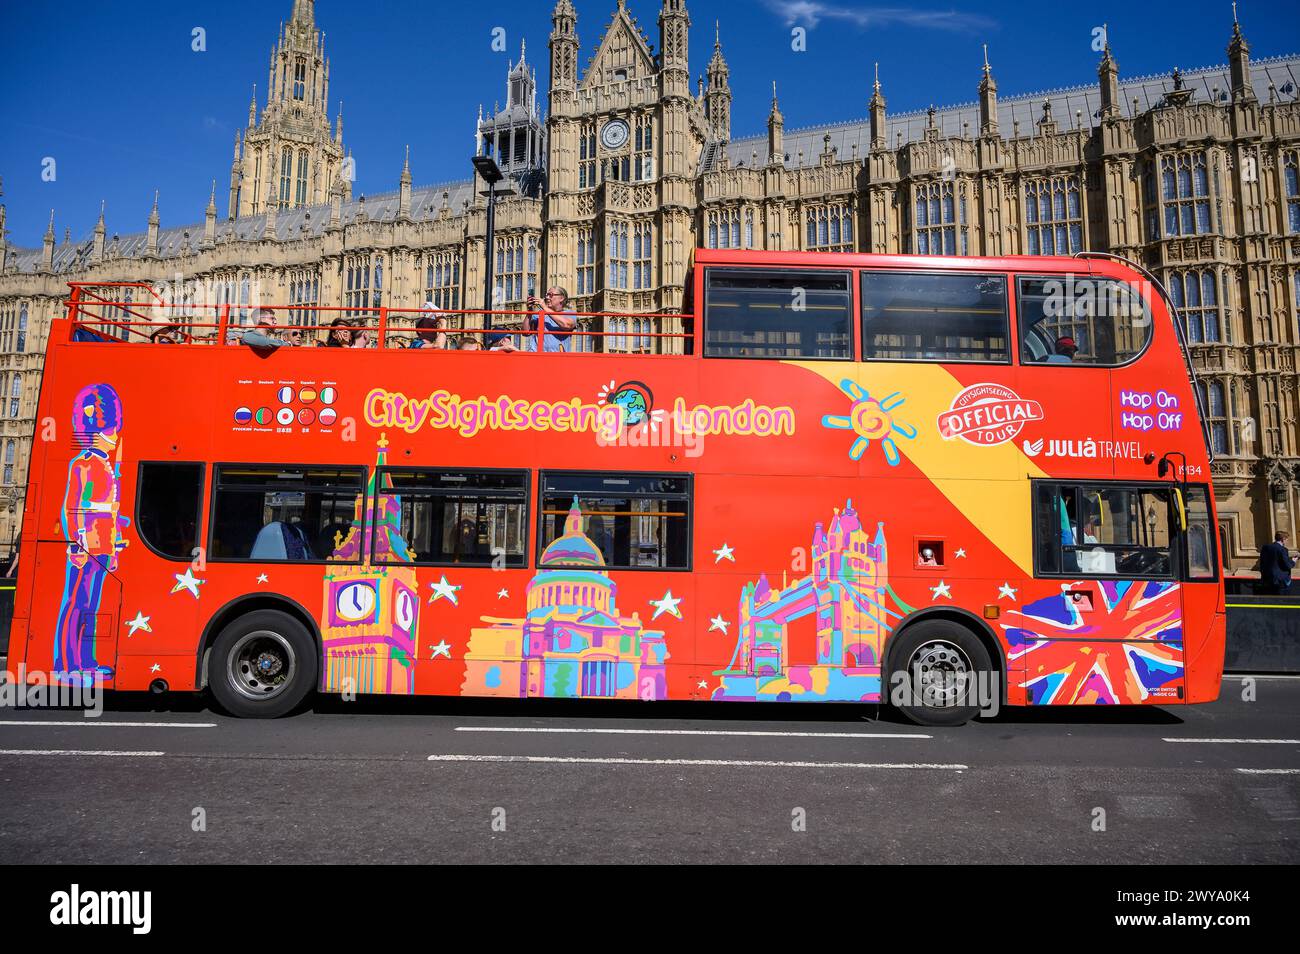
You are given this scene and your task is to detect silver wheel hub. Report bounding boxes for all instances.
[229,630,296,701]
[908,639,973,708]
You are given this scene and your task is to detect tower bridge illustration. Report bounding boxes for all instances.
[713,501,908,702]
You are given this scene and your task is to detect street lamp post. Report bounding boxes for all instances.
[472,154,504,332]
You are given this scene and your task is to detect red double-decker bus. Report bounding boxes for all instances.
[8,249,1224,724]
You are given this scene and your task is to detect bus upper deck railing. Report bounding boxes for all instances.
[61,283,696,354]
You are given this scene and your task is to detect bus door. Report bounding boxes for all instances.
[1028,482,1185,705]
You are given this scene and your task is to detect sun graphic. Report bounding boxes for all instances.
[821,379,918,465]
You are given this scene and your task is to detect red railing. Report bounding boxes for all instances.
[62,282,695,354]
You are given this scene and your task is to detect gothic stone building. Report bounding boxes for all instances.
[1,0,1299,572]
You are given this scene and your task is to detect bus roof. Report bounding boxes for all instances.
[693,248,1133,277]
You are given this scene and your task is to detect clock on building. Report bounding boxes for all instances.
[600,119,630,150]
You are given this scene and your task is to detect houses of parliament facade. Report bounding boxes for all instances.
[1,0,1299,571]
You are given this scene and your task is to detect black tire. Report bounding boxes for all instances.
[207,609,318,718]
[886,619,996,727]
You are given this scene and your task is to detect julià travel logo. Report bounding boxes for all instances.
[49,885,151,934]
[1021,437,1145,460]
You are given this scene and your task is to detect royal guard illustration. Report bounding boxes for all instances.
[53,383,129,684]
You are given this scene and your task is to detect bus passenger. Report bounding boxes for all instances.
[325,317,356,348]
[522,287,577,352]
[410,315,448,349]
[1046,335,1078,364]
[150,324,183,344]
[485,331,517,352]
[459,336,482,351]
[241,308,289,349]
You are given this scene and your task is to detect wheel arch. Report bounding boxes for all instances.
[195,592,323,690]
[883,606,1008,703]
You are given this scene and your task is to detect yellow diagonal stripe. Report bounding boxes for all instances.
[792,361,1048,576]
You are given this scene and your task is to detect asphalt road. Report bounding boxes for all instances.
[0,676,1297,864]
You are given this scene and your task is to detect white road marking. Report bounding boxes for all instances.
[0,721,216,728]
[0,749,165,757]
[454,726,930,739]
[429,754,965,770]
[1234,768,1300,775]
[1163,738,1300,744]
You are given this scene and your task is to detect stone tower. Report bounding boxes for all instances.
[231,0,345,217]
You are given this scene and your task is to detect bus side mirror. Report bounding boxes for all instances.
[1157,458,1171,478]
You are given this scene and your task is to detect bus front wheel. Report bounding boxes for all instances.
[887,620,996,727]
[207,609,318,718]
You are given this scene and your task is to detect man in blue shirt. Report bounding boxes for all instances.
[522,287,577,352]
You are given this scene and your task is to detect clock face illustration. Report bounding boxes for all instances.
[335,581,377,622]
[394,586,416,634]
[601,119,630,150]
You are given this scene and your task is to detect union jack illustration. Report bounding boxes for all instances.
[1002,580,1183,705]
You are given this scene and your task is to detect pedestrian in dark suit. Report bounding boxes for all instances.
[1259,531,1296,595]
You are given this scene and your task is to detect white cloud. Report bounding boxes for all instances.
[764,1,997,33]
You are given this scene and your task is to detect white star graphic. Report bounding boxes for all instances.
[954,548,967,558]
[170,568,204,599]
[709,614,730,635]
[713,543,735,563]
[998,582,1018,600]
[430,640,451,659]
[427,576,462,605]
[496,588,509,599]
[124,611,151,637]
[650,590,683,620]
[930,580,952,600]
[256,573,269,584]
[697,679,708,690]
[149,663,161,674]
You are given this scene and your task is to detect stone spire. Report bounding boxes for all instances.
[335,102,344,144]
[869,63,887,149]
[262,193,278,240]
[146,192,160,255]
[978,44,999,136]
[204,182,217,248]
[768,82,784,165]
[705,20,732,141]
[93,200,106,261]
[658,0,691,98]
[42,209,55,270]
[248,84,257,127]
[0,178,8,269]
[1228,3,1255,102]
[398,146,412,220]
[1098,27,1121,119]
[550,0,579,96]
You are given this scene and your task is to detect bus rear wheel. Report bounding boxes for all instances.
[887,620,996,727]
[207,609,317,718]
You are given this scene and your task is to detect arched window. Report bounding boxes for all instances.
[1169,269,1220,343]
[1201,379,1229,455]
[17,304,27,353]
[293,60,306,101]
[296,150,309,207]
[279,147,293,206]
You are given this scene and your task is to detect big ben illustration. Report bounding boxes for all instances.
[321,435,419,695]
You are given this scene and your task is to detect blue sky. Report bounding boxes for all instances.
[1,0,1297,246]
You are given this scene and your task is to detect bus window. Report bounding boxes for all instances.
[1184,484,1217,580]
[703,268,852,360]
[538,471,691,570]
[374,469,528,567]
[137,462,204,561]
[210,465,364,561]
[1034,482,1175,579]
[1017,276,1152,366]
[861,271,1009,362]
